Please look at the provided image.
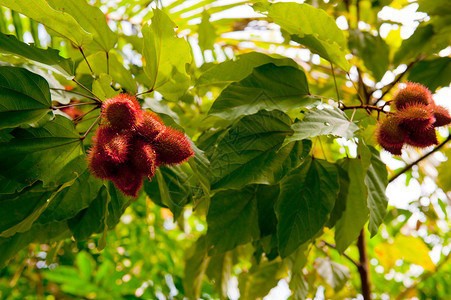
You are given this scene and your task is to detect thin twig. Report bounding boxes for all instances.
[389,135,451,183]
[79,46,93,74]
[135,88,154,97]
[340,103,392,114]
[376,55,424,103]
[80,114,102,140]
[52,102,99,109]
[73,105,100,124]
[72,78,102,102]
[347,72,365,105]
[330,62,340,102]
[50,87,100,102]
[320,240,360,268]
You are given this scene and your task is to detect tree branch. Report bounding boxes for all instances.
[357,230,371,300]
[320,240,360,269]
[389,134,451,183]
[340,103,392,114]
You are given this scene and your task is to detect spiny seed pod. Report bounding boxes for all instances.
[102,94,143,129]
[397,104,435,132]
[130,139,157,176]
[87,147,119,179]
[393,82,432,111]
[111,165,144,197]
[405,127,438,148]
[376,117,407,155]
[136,111,165,142]
[431,105,451,127]
[153,127,194,166]
[95,125,130,163]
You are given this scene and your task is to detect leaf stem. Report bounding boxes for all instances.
[79,46,93,74]
[320,240,360,268]
[330,62,340,102]
[135,88,154,97]
[50,87,100,102]
[389,134,451,183]
[52,102,99,109]
[72,78,102,102]
[80,114,102,140]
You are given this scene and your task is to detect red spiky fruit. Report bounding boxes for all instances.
[102,94,143,129]
[405,127,438,148]
[95,125,130,163]
[376,117,407,155]
[111,164,144,197]
[136,111,165,142]
[153,128,194,166]
[129,139,157,177]
[87,146,119,179]
[393,82,432,111]
[431,105,451,127]
[397,104,435,132]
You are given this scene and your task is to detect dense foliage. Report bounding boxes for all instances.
[0,0,450,299]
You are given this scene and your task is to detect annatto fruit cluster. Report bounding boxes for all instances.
[87,94,194,197]
[376,82,451,155]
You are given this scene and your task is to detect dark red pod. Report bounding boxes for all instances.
[136,111,165,142]
[153,127,194,166]
[376,116,407,155]
[111,164,144,197]
[431,105,451,127]
[397,104,435,133]
[129,139,157,177]
[393,82,432,111]
[405,127,438,148]
[102,93,143,130]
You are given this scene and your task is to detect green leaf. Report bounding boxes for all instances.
[438,149,451,193]
[284,108,359,145]
[238,259,288,300]
[37,169,103,223]
[198,10,216,52]
[142,8,192,100]
[0,219,71,269]
[46,0,117,52]
[315,257,350,291]
[0,66,52,129]
[289,246,310,300]
[348,29,389,81]
[0,33,74,77]
[256,184,280,237]
[68,185,107,241]
[0,115,85,188]
[76,51,137,93]
[105,181,131,229]
[208,63,312,120]
[207,185,260,255]
[334,158,369,253]
[276,157,339,257]
[76,251,95,281]
[206,251,233,298]
[92,73,120,101]
[365,146,388,237]
[393,24,447,65]
[195,52,300,89]
[184,235,210,300]
[254,2,350,71]
[408,57,451,93]
[209,110,312,190]
[0,0,92,47]
[326,164,350,228]
[144,166,193,219]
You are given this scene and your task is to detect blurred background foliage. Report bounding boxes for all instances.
[0,0,450,299]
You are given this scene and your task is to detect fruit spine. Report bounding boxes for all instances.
[88,94,194,197]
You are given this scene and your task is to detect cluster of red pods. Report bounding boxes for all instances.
[87,94,194,197]
[376,82,451,155]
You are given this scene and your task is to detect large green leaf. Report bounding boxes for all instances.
[198,10,216,52]
[0,66,52,129]
[393,24,448,65]
[284,108,359,145]
[334,158,369,252]
[0,115,85,188]
[238,259,288,300]
[365,146,388,237]
[254,2,350,71]
[208,63,312,120]
[207,185,260,255]
[0,0,92,47]
[0,33,74,77]
[195,52,300,89]
[37,169,103,223]
[206,251,233,298]
[46,0,117,52]
[184,235,210,300]
[276,157,339,258]
[348,29,389,81]
[144,165,193,219]
[209,110,311,190]
[142,8,192,100]
[408,57,451,93]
